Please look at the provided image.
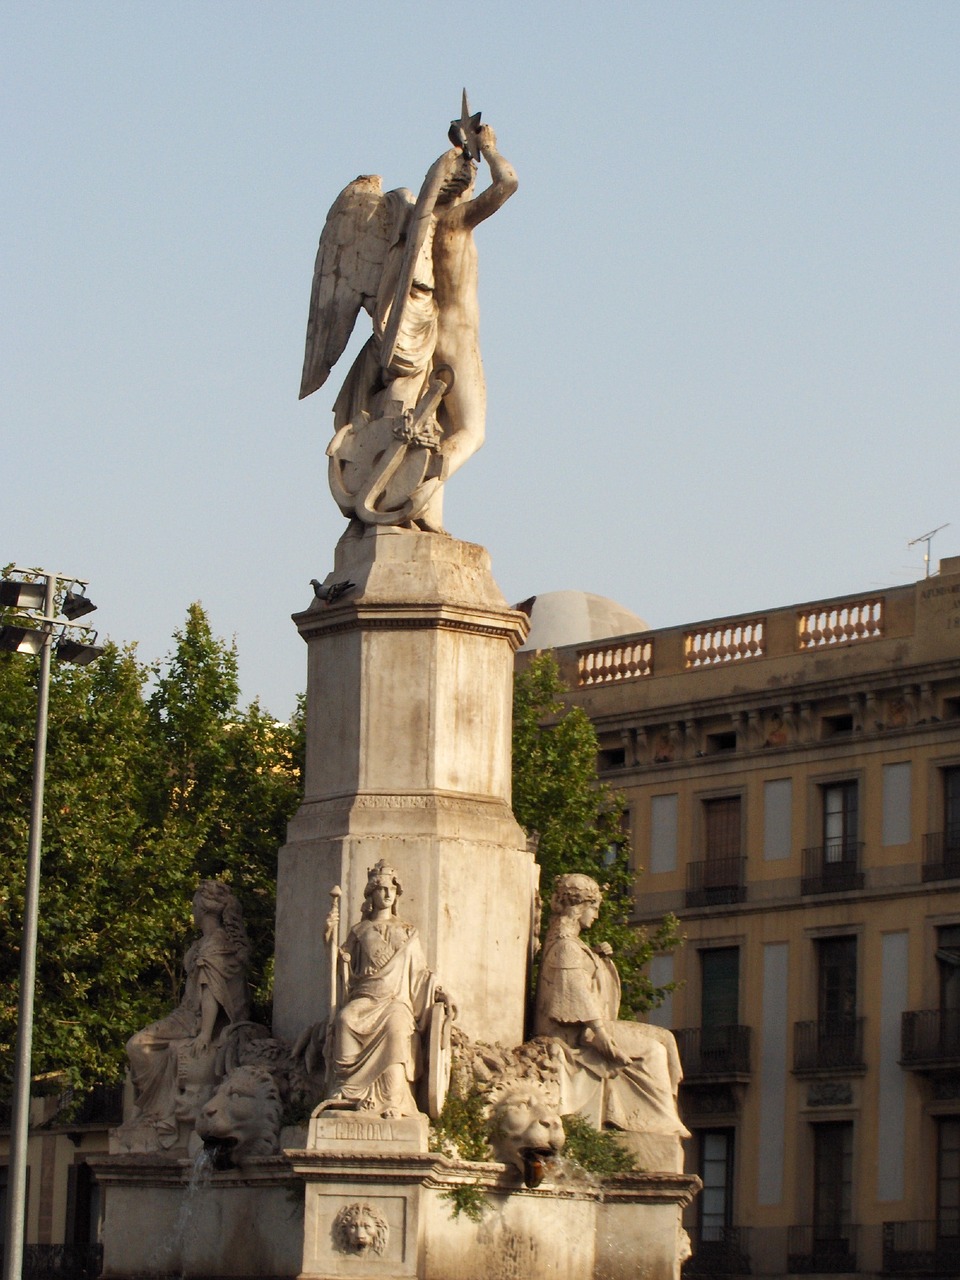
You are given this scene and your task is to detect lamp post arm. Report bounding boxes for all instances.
[3,571,55,1280]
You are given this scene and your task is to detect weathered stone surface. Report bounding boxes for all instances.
[92,1156,304,1278]
[320,859,452,1118]
[94,1147,698,1280]
[486,1088,566,1184]
[309,1111,429,1155]
[96,97,695,1280]
[273,531,536,1049]
[115,881,253,1154]
[299,111,517,533]
[195,1065,283,1160]
[287,1146,700,1280]
[534,875,690,1173]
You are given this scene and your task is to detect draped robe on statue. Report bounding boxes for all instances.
[331,917,439,1116]
[126,927,250,1144]
[534,922,689,1143]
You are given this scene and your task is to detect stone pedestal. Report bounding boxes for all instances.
[92,1152,306,1278]
[273,529,537,1047]
[93,1145,698,1280]
[289,1137,699,1280]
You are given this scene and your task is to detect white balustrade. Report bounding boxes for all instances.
[684,620,765,668]
[798,599,883,649]
[578,639,653,686]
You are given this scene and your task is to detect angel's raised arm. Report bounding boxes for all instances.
[458,125,518,231]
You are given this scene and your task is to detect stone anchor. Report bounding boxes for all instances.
[327,366,454,526]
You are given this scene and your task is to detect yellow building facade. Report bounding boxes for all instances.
[0,1085,121,1271]
[541,556,960,1279]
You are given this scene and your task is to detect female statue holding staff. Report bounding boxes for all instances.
[328,860,451,1118]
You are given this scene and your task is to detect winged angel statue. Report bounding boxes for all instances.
[299,100,517,533]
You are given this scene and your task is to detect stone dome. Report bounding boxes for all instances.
[516,590,649,652]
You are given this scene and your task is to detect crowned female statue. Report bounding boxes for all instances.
[327,861,452,1118]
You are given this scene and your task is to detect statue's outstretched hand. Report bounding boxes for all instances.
[593,941,614,958]
[477,123,498,156]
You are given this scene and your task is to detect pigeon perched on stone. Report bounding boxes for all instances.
[310,578,355,605]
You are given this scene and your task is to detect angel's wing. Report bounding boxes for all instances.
[299,176,413,400]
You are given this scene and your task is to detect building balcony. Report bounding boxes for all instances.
[922,830,960,883]
[0,1083,125,1134]
[685,856,747,908]
[787,1225,858,1274]
[882,1220,960,1274]
[683,1226,751,1276]
[675,1025,752,1082]
[66,1082,125,1126]
[801,843,865,895]
[793,1016,865,1075]
[900,1009,960,1072]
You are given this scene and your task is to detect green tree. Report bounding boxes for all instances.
[512,651,681,1014]
[0,644,186,1090]
[146,606,303,1010]
[0,605,302,1091]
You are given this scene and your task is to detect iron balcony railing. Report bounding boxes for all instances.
[685,857,747,908]
[675,1025,752,1080]
[22,1245,104,1280]
[0,1083,123,1132]
[922,830,960,882]
[882,1220,960,1274]
[683,1225,751,1276]
[787,1224,858,1274]
[63,1082,125,1126]
[793,1016,865,1073]
[801,842,865,895]
[901,1009,960,1068]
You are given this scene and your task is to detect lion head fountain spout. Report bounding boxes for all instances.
[488,1089,566,1188]
[195,1065,283,1167]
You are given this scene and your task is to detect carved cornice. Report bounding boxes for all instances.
[87,1154,299,1189]
[301,791,516,820]
[584,662,960,739]
[286,1151,699,1205]
[295,602,528,647]
[590,673,960,777]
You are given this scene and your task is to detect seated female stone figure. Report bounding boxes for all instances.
[534,873,690,1171]
[328,860,449,1118]
[122,880,252,1150]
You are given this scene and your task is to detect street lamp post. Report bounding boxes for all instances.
[1,569,103,1280]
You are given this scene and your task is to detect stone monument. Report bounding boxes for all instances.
[273,97,535,1052]
[94,97,698,1280]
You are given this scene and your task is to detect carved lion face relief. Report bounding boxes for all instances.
[333,1203,390,1256]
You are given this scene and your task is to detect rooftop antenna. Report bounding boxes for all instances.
[908,523,950,579]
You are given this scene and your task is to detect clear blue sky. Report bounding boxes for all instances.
[4,2,958,718]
